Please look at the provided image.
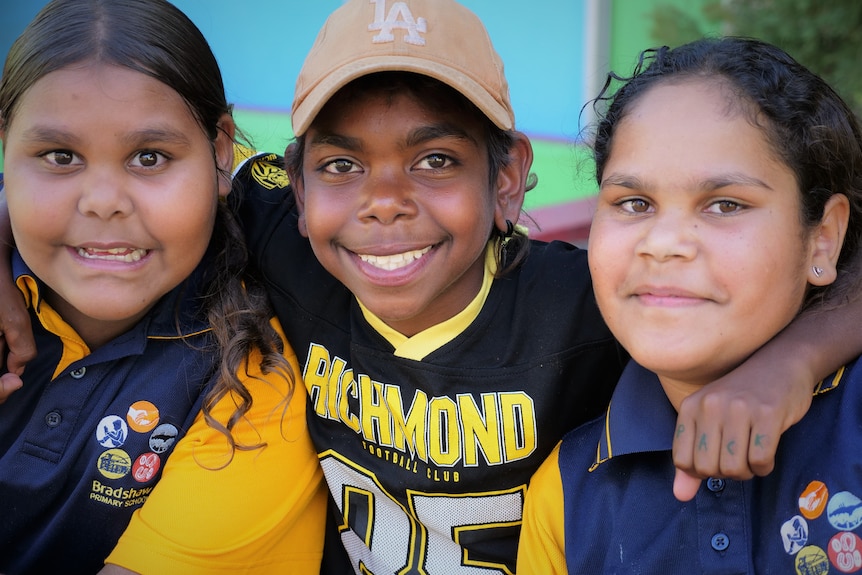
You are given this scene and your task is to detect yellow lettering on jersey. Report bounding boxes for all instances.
[459,393,503,466]
[359,374,393,446]
[303,344,539,468]
[429,396,460,466]
[387,386,429,462]
[339,371,360,433]
[500,392,537,462]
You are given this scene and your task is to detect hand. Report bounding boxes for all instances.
[671,363,813,501]
[0,279,35,402]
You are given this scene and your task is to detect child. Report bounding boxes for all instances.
[517,36,862,573]
[3,1,862,573]
[222,2,862,572]
[0,0,324,573]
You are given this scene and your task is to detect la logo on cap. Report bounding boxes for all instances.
[369,0,427,46]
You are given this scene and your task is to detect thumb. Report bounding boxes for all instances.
[673,468,702,502]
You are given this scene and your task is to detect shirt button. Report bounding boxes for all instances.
[707,477,726,492]
[70,367,86,379]
[45,411,62,428]
[711,532,730,551]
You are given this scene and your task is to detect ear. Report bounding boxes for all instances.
[807,193,850,286]
[286,143,309,238]
[215,114,236,199]
[493,132,533,233]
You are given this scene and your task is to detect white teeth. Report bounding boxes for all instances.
[359,246,431,271]
[77,247,148,262]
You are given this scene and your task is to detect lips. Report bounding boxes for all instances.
[76,246,149,263]
[357,246,431,271]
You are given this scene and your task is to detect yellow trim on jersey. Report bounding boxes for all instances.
[232,142,257,171]
[16,274,90,380]
[359,242,498,361]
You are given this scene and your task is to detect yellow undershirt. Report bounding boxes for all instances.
[358,242,497,361]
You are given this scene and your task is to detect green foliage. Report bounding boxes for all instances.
[649,0,862,116]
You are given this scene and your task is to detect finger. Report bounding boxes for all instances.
[746,419,778,477]
[672,468,702,502]
[686,395,724,478]
[0,290,37,367]
[6,348,31,376]
[0,372,23,404]
[671,410,696,473]
[715,400,755,480]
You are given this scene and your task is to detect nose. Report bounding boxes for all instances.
[357,166,418,224]
[636,208,698,262]
[77,165,134,220]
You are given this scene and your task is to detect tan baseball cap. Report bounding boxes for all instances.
[291,0,514,136]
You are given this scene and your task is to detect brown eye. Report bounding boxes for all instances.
[138,152,158,167]
[717,201,739,213]
[424,154,447,169]
[51,151,74,165]
[706,200,743,215]
[323,159,358,174]
[628,199,650,213]
[416,153,452,170]
[333,159,354,173]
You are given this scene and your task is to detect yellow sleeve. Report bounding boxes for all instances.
[105,319,326,575]
[517,441,567,575]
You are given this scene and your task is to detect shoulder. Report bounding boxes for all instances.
[232,151,292,205]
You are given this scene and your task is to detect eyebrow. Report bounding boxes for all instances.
[601,172,774,192]
[307,123,477,152]
[404,123,477,148]
[18,125,193,148]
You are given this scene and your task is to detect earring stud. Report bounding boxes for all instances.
[813,266,824,278]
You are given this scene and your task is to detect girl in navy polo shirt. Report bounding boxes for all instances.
[519,37,862,574]
[0,0,324,573]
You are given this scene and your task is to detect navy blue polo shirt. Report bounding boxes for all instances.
[558,359,858,574]
[0,251,217,574]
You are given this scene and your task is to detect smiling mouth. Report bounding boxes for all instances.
[358,246,432,271]
[76,247,149,263]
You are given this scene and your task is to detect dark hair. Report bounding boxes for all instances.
[591,37,862,308]
[0,0,293,457]
[284,72,533,276]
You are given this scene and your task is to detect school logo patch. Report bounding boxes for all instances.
[96,415,128,448]
[127,400,159,433]
[828,532,862,573]
[796,545,830,575]
[97,448,132,479]
[801,481,829,520]
[132,452,161,483]
[782,515,809,555]
[828,491,862,531]
[149,423,179,454]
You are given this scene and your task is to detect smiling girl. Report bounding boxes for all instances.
[0,0,323,573]
[518,37,862,574]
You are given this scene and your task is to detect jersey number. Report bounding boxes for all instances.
[322,454,522,574]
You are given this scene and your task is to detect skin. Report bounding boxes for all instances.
[590,78,848,490]
[292,89,529,337]
[1,63,234,349]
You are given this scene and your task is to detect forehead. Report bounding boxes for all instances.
[10,63,196,131]
[616,79,767,151]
